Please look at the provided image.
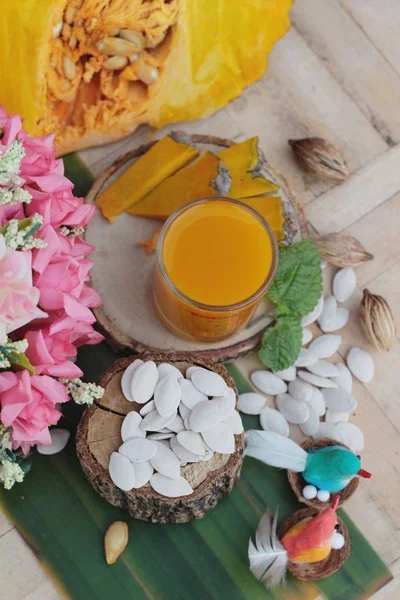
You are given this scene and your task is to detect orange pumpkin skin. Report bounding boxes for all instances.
[0,0,292,155]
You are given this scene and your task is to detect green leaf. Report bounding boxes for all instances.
[267,240,322,316]
[17,456,32,475]
[7,351,36,375]
[258,316,302,371]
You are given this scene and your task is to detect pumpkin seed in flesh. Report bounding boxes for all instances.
[136,63,159,85]
[63,55,76,80]
[97,37,141,57]
[119,29,144,50]
[103,56,129,70]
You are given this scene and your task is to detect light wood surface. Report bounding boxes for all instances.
[1,1,399,598]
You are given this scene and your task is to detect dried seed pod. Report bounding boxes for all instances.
[104,521,129,565]
[288,137,349,182]
[360,289,398,352]
[315,233,373,267]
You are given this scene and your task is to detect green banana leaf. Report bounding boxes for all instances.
[0,155,392,600]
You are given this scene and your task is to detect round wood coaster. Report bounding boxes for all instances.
[279,508,350,581]
[85,134,308,361]
[76,351,244,523]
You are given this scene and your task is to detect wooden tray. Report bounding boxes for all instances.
[85,134,308,361]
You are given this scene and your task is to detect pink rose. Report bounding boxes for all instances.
[0,239,47,335]
[24,329,83,379]
[25,187,94,229]
[0,370,68,454]
[49,316,104,347]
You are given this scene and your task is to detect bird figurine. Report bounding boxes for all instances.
[245,430,371,497]
[249,496,346,589]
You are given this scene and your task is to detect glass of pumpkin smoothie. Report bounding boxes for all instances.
[154,197,278,341]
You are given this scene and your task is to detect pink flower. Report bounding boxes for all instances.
[0,370,68,454]
[25,187,95,229]
[25,329,83,379]
[0,239,47,335]
[49,316,104,347]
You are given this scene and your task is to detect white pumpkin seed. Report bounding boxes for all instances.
[170,435,201,463]
[132,460,154,488]
[154,374,181,417]
[318,296,337,329]
[305,387,326,417]
[167,414,185,433]
[309,334,342,359]
[273,366,297,381]
[179,403,191,420]
[189,400,224,433]
[185,366,204,379]
[295,348,318,367]
[259,407,289,437]
[331,363,353,393]
[131,361,159,404]
[301,296,324,327]
[63,55,76,80]
[223,410,244,435]
[139,400,155,416]
[321,308,349,332]
[325,409,349,424]
[298,371,338,388]
[146,432,174,440]
[103,56,128,70]
[238,392,266,415]
[302,328,313,346]
[322,388,357,412]
[306,360,340,378]
[179,378,207,409]
[119,29,144,49]
[346,347,375,383]
[333,267,356,303]
[109,452,135,491]
[336,422,364,452]
[121,412,146,442]
[97,36,140,57]
[275,394,310,424]
[288,378,313,402]
[214,388,236,420]
[191,369,228,397]
[157,362,183,380]
[202,423,235,454]
[136,63,159,85]
[299,405,320,436]
[53,21,63,38]
[177,431,206,456]
[121,359,143,401]
[315,422,348,444]
[150,473,193,498]
[37,428,70,455]
[119,438,157,463]
[250,371,287,395]
[150,441,181,479]
[141,409,177,432]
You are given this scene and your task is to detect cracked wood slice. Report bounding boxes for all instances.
[76,351,244,523]
[84,134,307,362]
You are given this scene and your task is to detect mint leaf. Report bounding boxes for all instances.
[258,316,302,371]
[268,240,322,316]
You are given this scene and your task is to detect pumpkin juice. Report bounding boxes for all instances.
[154,199,278,341]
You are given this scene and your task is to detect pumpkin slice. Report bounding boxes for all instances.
[96,136,199,222]
[217,138,278,198]
[128,152,231,219]
[0,1,292,154]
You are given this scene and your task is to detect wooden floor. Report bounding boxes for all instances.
[1,1,400,598]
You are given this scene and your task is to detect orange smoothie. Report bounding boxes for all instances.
[154,198,278,341]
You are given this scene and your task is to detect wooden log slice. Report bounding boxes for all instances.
[279,508,350,581]
[76,351,244,523]
[287,438,360,510]
[84,133,308,362]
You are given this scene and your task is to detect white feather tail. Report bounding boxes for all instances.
[248,507,288,589]
[245,430,308,472]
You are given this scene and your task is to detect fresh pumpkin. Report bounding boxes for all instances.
[0,0,292,155]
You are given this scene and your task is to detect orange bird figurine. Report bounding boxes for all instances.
[249,496,345,589]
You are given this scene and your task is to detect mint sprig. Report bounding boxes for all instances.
[267,240,322,316]
[259,240,322,371]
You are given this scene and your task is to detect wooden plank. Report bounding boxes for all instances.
[0,512,12,538]
[226,27,387,206]
[344,193,400,287]
[306,143,400,233]
[23,581,63,600]
[292,0,400,144]
[0,529,48,600]
[339,0,400,77]
[373,557,400,600]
